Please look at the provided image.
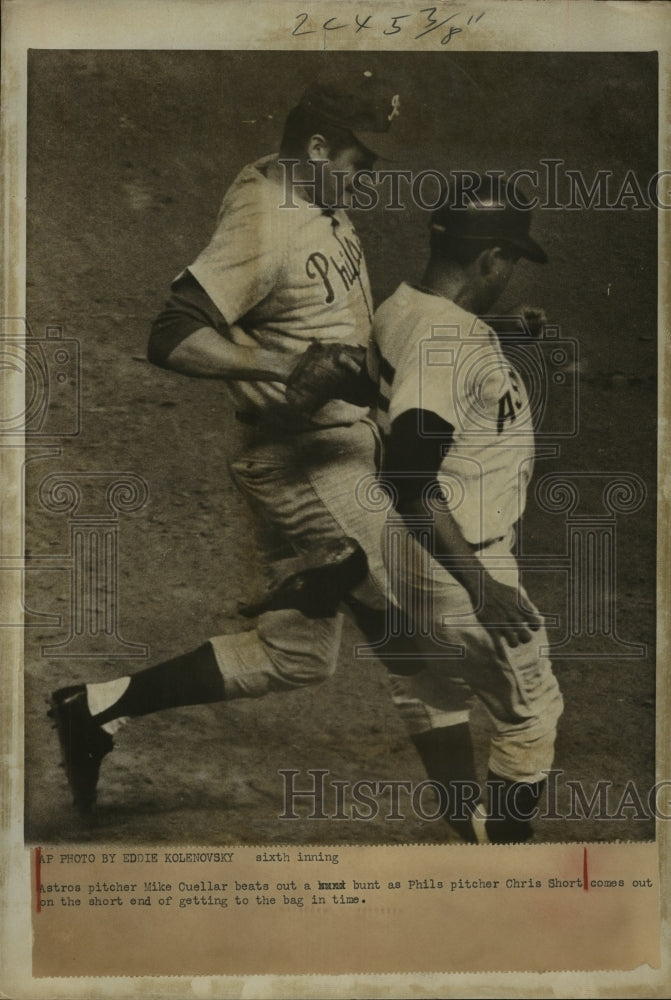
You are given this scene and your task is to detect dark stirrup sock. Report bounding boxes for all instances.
[485,770,543,843]
[93,642,225,724]
[411,724,480,843]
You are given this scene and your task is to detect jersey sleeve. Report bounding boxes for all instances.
[387,334,460,432]
[147,269,228,368]
[188,168,283,326]
[383,408,456,507]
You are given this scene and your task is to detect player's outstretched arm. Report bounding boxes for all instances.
[147,269,294,382]
[400,494,542,652]
[158,326,295,382]
[385,409,542,651]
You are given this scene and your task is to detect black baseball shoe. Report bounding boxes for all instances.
[48,685,114,816]
[239,537,368,619]
[484,771,540,843]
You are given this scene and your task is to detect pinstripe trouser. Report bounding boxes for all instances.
[209,418,389,697]
[208,417,562,782]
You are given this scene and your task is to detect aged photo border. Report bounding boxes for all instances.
[2,0,670,996]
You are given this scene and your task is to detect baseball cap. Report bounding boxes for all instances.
[298,70,403,161]
[431,175,548,263]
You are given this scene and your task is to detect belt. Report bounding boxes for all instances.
[235,409,362,436]
[235,409,319,435]
[469,535,505,552]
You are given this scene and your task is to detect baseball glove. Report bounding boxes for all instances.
[285,341,372,414]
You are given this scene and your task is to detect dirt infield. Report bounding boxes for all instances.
[23,51,657,845]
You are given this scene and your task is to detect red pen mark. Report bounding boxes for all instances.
[35,847,42,913]
[583,847,589,891]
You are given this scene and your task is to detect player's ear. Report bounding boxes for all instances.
[307,133,330,161]
[480,247,516,290]
[480,246,507,278]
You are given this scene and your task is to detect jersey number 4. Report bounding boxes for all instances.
[496,370,524,434]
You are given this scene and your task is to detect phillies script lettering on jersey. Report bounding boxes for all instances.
[306,229,365,303]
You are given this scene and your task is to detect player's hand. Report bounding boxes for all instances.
[476,575,543,652]
[515,304,547,338]
[285,341,372,414]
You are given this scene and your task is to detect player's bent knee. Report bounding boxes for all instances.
[264,636,339,689]
[258,609,342,690]
[271,652,336,689]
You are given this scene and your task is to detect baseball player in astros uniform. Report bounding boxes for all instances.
[363,175,564,842]
[48,71,401,816]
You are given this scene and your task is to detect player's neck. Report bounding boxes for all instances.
[420,262,480,313]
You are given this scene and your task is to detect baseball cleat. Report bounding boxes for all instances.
[48,685,113,816]
[239,537,368,618]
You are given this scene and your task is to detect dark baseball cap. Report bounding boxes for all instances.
[299,70,402,161]
[431,175,548,263]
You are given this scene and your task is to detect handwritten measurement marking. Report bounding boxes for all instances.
[292,9,486,43]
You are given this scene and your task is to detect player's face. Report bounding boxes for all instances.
[317,141,376,210]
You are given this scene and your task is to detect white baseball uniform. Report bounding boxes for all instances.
[369,283,563,783]
[184,155,390,697]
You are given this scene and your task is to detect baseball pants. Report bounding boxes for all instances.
[384,527,563,784]
[208,417,562,784]
[208,418,390,698]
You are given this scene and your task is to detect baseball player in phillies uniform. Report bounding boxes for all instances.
[48,71,401,815]
[363,175,564,842]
